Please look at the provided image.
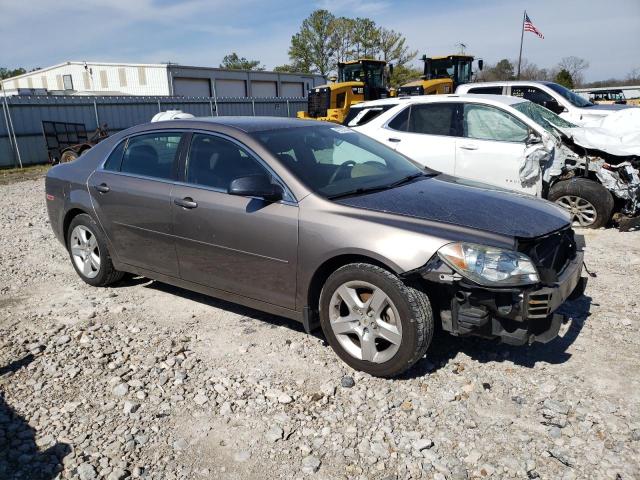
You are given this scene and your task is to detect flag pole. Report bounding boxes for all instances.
[517,10,525,79]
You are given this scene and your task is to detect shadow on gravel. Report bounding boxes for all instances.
[404,295,593,379]
[0,355,71,479]
[126,277,592,378]
[145,280,314,336]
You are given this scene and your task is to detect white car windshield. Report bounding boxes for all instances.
[513,101,578,131]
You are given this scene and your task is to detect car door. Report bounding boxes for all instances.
[171,132,299,309]
[455,103,540,195]
[383,103,459,174]
[88,131,184,276]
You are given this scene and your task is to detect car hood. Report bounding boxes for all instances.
[335,175,570,239]
[559,126,640,157]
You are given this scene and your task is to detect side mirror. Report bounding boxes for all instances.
[229,174,283,202]
[388,63,394,76]
[525,131,542,145]
[478,59,484,71]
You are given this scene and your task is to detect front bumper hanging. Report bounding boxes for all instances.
[414,240,586,346]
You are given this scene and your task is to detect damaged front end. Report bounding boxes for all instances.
[405,229,586,346]
[548,130,640,231]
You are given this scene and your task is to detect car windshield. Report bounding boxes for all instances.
[546,82,593,108]
[257,125,426,198]
[513,100,578,131]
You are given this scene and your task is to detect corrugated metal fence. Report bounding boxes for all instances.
[0,95,308,167]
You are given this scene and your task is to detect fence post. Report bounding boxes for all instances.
[209,99,214,117]
[2,95,22,168]
[1,97,17,167]
[212,82,219,116]
[157,99,162,113]
[93,100,100,127]
[286,99,290,117]
[252,99,256,116]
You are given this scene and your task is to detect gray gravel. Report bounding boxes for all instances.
[1,177,639,479]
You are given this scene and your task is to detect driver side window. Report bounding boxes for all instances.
[463,104,529,142]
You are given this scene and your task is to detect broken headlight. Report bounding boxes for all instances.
[438,242,539,287]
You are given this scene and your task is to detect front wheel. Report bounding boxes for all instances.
[548,178,614,229]
[319,263,433,377]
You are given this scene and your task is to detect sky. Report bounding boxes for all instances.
[1,0,639,82]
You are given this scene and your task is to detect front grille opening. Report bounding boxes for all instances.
[518,228,577,283]
[527,293,551,319]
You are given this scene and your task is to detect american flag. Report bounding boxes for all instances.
[524,13,544,39]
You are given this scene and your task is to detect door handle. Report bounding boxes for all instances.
[95,183,110,193]
[174,197,198,209]
[459,143,479,150]
[388,137,401,143]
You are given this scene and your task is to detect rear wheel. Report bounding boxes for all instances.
[548,178,614,229]
[319,263,433,377]
[67,214,124,287]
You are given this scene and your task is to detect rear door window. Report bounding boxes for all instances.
[407,103,459,136]
[387,107,410,131]
[120,133,183,180]
[343,105,394,127]
[103,140,126,171]
[511,86,555,106]
[467,86,504,95]
[463,104,529,142]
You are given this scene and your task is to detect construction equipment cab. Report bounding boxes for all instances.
[297,59,391,124]
[398,55,480,96]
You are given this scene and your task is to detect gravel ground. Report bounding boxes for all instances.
[0,176,639,480]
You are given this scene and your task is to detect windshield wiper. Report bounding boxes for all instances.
[328,172,432,200]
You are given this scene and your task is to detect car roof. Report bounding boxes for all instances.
[143,116,325,133]
[458,80,555,88]
[352,93,527,109]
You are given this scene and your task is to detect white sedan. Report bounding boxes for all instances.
[345,94,640,229]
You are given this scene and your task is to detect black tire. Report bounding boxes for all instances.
[60,150,79,163]
[547,178,614,229]
[319,263,433,378]
[66,213,124,287]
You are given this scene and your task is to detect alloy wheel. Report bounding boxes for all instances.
[328,280,402,363]
[555,195,597,227]
[70,225,101,279]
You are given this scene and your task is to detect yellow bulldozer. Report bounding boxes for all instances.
[397,54,482,96]
[297,59,393,124]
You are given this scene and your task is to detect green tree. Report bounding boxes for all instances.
[273,63,310,73]
[332,17,356,63]
[220,53,264,71]
[477,59,514,81]
[389,64,423,88]
[288,9,337,76]
[554,69,575,89]
[0,67,27,80]
[352,18,380,58]
[377,28,417,67]
[558,56,589,87]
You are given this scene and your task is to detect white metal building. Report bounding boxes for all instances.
[0,61,325,98]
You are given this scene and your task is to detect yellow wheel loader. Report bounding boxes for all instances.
[398,54,481,96]
[297,59,392,124]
